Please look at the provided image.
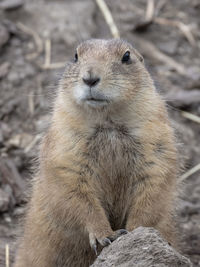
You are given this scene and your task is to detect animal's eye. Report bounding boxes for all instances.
[74,52,78,63]
[121,51,131,64]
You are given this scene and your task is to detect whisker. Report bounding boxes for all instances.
[63,75,79,78]
[108,83,126,89]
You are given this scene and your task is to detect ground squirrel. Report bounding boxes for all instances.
[15,39,178,267]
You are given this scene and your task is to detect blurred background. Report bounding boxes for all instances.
[0,0,200,266]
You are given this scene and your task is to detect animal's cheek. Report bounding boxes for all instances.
[73,85,90,104]
[99,83,122,100]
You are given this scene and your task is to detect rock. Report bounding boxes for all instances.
[186,66,200,81]
[0,97,20,119]
[3,184,16,207]
[0,183,16,212]
[179,200,200,216]
[0,62,10,79]
[0,158,26,204]
[173,120,199,165]
[0,188,10,212]
[0,0,24,11]
[91,227,192,267]
[166,89,200,108]
[7,70,21,86]
[158,40,178,55]
[0,24,9,49]
[2,19,19,35]
[0,130,3,147]
[0,122,11,142]
[7,133,34,150]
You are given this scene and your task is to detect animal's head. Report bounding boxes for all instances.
[60,39,152,113]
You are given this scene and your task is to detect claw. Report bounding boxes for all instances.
[89,232,97,253]
[109,229,128,242]
[119,229,128,235]
[89,229,127,251]
[100,237,112,246]
[92,244,98,255]
[104,238,112,245]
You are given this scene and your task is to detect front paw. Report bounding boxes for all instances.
[89,229,128,255]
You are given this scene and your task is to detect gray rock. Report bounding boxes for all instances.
[0,62,10,79]
[158,40,178,55]
[0,24,9,48]
[0,188,10,212]
[166,89,200,108]
[91,227,192,267]
[0,0,24,11]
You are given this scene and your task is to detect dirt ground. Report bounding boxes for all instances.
[0,0,200,266]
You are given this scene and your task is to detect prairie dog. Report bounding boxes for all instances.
[15,39,178,267]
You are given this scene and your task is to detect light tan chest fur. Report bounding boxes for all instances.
[79,124,144,229]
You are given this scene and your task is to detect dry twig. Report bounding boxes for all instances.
[5,244,9,267]
[181,111,200,124]
[132,1,195,46]
[17,23,66,69]
[44,39,51,67]
[132,35,187,75]
[154,17,196,46]
[24,134,42,154]
[95,0,187,76]
[41,62,66,70]
[95,0,120,38]
[145,0,155,22]
[134,0,155,31]
[17,22,43,59]
[180,163,200,181]
[28,92,34,115]
[155,0,167,16]
[41,38,66,69]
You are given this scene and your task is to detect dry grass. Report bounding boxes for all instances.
[181,111,200,124]
[5,244,9,267]
[180,163,200,181]
[95,0,120,38]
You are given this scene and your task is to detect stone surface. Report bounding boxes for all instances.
[0,24,9,49]
[0,0,24,11]
[0,188,10,212]
[91,227,192,267]
[24,0,96,46]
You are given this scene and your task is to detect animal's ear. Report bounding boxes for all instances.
[133,48,144,63]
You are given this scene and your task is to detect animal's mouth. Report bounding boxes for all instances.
[85,97,109,107]
[87,97,107,102]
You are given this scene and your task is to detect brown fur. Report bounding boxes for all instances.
[14,39,178,267]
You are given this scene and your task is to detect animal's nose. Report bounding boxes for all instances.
[82,76,100,87]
